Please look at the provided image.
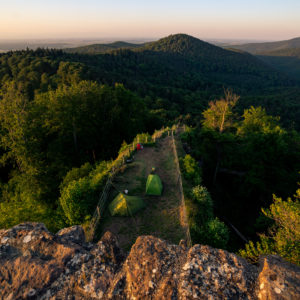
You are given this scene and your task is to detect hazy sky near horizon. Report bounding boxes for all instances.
[1,0,299,40]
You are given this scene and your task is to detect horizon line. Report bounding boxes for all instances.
[0,35,298,43]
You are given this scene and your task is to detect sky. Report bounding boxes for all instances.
[0,0,299,41]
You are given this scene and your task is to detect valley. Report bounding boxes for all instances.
[0,33,299,266]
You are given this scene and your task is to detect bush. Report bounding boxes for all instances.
[60,162,92,191]
[181,154,202,185]
[189,213,229,249]
[134,133,153,144]
[0,184,65,232]
[239,189,300,265]
[59,161,111,225]
[185,197,200,241]
[59,177,97,225]
[203,218,230,249]
[191,185,213,221]
[0,173,66,232]
[118,141,129,154]
[185,184,229,249]
[89,161,111,188]
[0,196,54,229]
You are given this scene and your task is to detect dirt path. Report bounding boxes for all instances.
[97,135,186,251]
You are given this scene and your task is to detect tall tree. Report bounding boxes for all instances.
[202,90,239,133]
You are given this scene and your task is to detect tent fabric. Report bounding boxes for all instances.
[109,193,145,216]
[146,174,163,196]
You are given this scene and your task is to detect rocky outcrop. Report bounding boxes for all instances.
[57,225,86,245]
[0,223,299,299]
[257,255,300,300]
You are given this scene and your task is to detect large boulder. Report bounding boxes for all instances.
[57,225,86,245]
[178,244,258,299]
[257,255,300,300]
[0,222,299,299]
[0,223,81,299]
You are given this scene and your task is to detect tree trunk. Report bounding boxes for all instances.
[219,101,228,133]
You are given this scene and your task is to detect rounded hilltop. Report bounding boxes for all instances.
[142,33,232,57]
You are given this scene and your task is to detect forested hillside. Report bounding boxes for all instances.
[1,35,299,127]
[181,97,300,257]
[229,37,300,81]
[65,41,144,54]
[259,48,300,57]
[0,34,299,262]
[229,37,300,54]
[257,49,300,81]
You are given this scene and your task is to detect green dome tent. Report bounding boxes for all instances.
[109,193,145,216]
[146,174,163,196]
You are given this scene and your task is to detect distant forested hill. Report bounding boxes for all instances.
[65,34,300,127]
[259,48,300,58]
[0,34,299,128]
[255,48,300,81]
[229,37,300,81]
[229,37,300,54]
[65,41,144,54]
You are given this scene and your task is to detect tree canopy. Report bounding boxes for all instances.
[239,188,300,265]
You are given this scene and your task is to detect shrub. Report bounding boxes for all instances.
[118,141,129,154]
[0,187,65,232]
[181,154,202,185]
[191,185,213,221]
[60,162,92,191]
[59,177,96,225]
[0,173,66,232]
[239,189,300,265]
[59,161,111,225]
[89,161,111,188]
[203,218,230,249]
[134,133,153,144]
[185,184,229,249]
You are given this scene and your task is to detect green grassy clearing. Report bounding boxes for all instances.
[96,136,185,251]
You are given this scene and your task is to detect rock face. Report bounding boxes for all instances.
[257,255,300,300]
[0,223,299,299]
[57,225,86,245]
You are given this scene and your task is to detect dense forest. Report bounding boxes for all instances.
[228,36,300,54]
[180,92,300,262]
[257,50,300,81]
[229,36,300,82]
[0,34,299,264]
[65,41,144,54]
